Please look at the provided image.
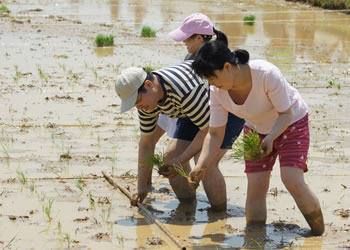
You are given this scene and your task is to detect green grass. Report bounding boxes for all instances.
[55,54,68,59]
[95,34,114,47]
[0,5,10,13]
[13,64,21,83]
[88,191,95,208]
[141,25,156,38]
[16,169,27,185]
[143,66,155,72]
[147,153,188,178]
[43,199,53,222]
[37,65,48,83]
[76,175,84,191]
[243,15,256,26]
[232,130,263,162]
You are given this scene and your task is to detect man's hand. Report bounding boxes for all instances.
[159,157,180,178]
[158,165,178,178]
[130,189,148,206]
[187,166,206,190]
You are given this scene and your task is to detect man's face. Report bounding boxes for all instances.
[135,81,159,111]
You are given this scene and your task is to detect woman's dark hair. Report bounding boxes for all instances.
[213,28,228,46]
[192,40,249,78]
[189,27,228,47]
[138,71,154,93]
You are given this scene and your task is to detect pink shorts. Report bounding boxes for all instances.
[245,114,309,173]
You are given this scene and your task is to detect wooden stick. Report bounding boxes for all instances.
[102,171,186,250]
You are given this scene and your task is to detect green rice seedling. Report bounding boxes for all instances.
[232,130,263,162]
[95,34,114,47]
[60,145,72,161]
[97,135,101,149]
[243,14,256,26]
[88,191,95,208]
[0,141,10,161]
[56,221,62,235]
[76,175,84,192]
[50,133,55,145]
[63,232,71,248]
[110,156,117,176]
[148,153,188,178]
[13,64,21,83]
[55,54,68,59]
[29,181,36,193]
[143,66,155,72]
[141,25,156,37]
[16,169,27,186]
[117,233,125,249]
[0,5,10,13]
[100,204,112,224]
[327,79,335,88]
[37,65,48,83]
[0,129,12,161]
[37,191,46,202]
[58,63,67,73]
[43,199,53,222]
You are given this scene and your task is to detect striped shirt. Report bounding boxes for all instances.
[138,61,210,134]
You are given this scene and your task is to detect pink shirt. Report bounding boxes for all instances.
[209,60,308,134]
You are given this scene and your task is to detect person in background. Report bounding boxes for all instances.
[189,40,324,236]
[157,12,230,142]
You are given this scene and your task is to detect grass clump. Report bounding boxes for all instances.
[243,15,256,26]
[95,34,114,47]
[147,153,188,178]
[232,130,263,162]
[143,66,155,72]
[0,5,10,13]
[141,25,156,38]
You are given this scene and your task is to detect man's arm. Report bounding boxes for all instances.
[188,125,226,188]
[131,127,161,205]
[175,126,209,165]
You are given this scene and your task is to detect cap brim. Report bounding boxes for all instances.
[169,28,192,42]
[120,91,138,113]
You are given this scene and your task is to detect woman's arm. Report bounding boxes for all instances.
[260,106,293,157]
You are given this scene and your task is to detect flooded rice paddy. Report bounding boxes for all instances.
[1,0,350,249]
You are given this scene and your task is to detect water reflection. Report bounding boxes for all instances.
[95,47,115,57]
[102,0,350,64]
[109,0,120,21]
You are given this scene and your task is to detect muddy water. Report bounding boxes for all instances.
[1,0,350,249]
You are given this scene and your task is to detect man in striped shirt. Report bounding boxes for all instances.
[115,61,244,211]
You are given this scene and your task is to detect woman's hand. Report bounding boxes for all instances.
[260,135,274,158]
[187,166,206,190]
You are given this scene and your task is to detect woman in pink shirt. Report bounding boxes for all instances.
[188,40,324,236]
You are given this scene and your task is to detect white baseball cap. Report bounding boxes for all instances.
[115,67,147,113]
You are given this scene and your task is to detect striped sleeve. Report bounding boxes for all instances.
[138,109,159,134]
[181,85,210,130]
